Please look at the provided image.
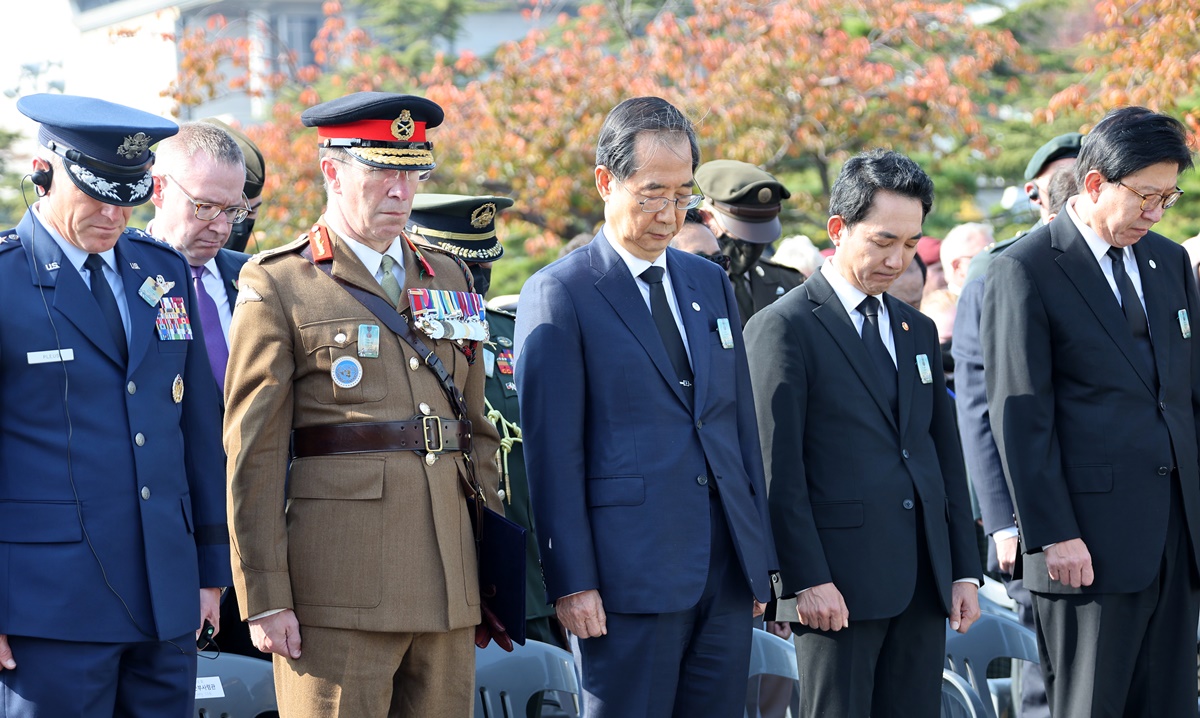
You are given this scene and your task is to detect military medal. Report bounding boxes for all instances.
[331,356,364,388]
[172,374,184,404]
[496,349,515,375]
[408,288,489,341]
[716,318,734,350]
[1179,309,1191,339]
[358,324,381,358]
[916,353,934,384]
[138,276,166,306]
[155,297,193,340]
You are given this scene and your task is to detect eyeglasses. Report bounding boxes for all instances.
[615,177,703,213]
[166,175,250,223]
[332,159,432,183]
[1115,181,1183,212]
[695,251,732,271]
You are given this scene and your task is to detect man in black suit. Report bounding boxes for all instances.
[983,107,1200,718]
[150,121,252,396]
[746,149,981,718]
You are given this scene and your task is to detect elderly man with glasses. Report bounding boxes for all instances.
[222,92,502,718]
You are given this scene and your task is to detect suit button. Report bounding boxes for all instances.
[1159,401,1166,411]
[126,381,136,395]
[140,487,151,500]
[1159,466,1170,476]
[135,433,145,446]
[902,450,910,459]
[696,475,708,486]
[696,420,704,430]
[903,499,914,510]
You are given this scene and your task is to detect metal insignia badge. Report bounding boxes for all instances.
[470,203,497,229]
[757,187,772,203]
[116,132,151,159]
[391,110,415,141]
[172,374,185,404]
[331,356,364,389]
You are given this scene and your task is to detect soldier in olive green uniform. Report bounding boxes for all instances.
[407,194,564,650]
[695,160,803,326]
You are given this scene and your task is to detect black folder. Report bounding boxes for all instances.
[468,498,528,645]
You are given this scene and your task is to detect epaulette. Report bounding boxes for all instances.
[487,305,516,320]
[124,227,156,243]
[0,229,20,252]
[251,234,309,264]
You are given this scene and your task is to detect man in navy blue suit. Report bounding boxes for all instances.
[515,96,777,718]
[0,95,230,717]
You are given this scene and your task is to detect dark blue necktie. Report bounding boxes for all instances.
[858,295,897,420]
[640,266,694,404]
[84,254,127,363]
[1107,247,1156,384]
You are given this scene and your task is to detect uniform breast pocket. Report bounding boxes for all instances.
[299,319,388,404]
[157,338,190,353]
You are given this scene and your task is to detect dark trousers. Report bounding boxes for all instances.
[1033,478,1200,718]
[573,492,754,718]
[0,633,197,717]
[1005,578,1050,718]
[793,527,946,718]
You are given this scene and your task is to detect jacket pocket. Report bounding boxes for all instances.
[586,476,646,507]
[811,501,864,529]
[0,500,83,543]
[298,319,388,404]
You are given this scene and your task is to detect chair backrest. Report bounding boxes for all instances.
[748,628,799,681]
[944,612,1040,718]
[940,669,989,718]
[194,652,277,718]
[475,639,580,718]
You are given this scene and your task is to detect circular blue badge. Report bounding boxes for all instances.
[331,355,364,389]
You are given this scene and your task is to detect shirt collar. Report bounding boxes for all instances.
[1066,196,1123,264]
[337,231,406,278]
[605,227,667,280]
[820,257,879,318]
[32,202,116,274]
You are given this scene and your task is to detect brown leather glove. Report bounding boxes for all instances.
[475,601,514,652]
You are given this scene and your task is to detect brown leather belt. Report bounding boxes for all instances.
[292,418,472,458]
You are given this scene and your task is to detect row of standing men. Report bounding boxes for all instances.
[0,89,1195,718]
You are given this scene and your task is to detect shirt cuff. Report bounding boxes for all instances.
[248,608,287,622]
[991,526,1019,541]
[954,578,981,587]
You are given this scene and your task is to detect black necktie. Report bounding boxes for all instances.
[640,266,694,404]
[84,254,127,363]
[1107,246,1156,383]
[858,295,897,420]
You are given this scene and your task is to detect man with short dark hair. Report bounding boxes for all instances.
[984,107,1200,718]
[516,96,777,718]
[746,149,981,718]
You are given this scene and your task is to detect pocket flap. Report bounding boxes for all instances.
[298,319,357,356]
[290,457,386,500]
[1065,465,1113,493]
[0,500,83,543]
[586,476,645,507]
[811,501,864,529]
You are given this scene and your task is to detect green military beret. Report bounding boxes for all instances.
[201,117,266,199]
[407,193,514,262]
[1024,132,1083,181]
[695,160,791,244]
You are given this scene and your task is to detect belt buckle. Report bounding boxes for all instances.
[422,415,444,453]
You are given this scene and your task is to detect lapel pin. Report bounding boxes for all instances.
[1149,259,1157,269]
[691,302,701,311]
[44,261,60,271]
[901,321,910,331]
[130,262,140,270]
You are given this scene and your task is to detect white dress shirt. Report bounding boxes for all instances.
[607,231,693,366]
[820,259,896,365]
[1066,198,1148,317]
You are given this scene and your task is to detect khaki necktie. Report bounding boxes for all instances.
[380,254,402,306]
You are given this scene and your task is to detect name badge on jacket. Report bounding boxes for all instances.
[916,353,933,384]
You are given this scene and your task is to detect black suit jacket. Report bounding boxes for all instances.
[746,268,980,621]
[983,211,1200,594]
[213,248,251,334]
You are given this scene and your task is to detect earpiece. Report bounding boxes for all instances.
[30,166,53,196]
[1027,185,1040,203]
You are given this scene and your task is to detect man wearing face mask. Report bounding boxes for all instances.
[406,193,565,655]
[695,160,801,326]
[202,117,266,254]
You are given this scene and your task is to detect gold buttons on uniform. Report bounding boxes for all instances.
[410,357,420,371]
[425,453,437,466]
[419,403,432,415]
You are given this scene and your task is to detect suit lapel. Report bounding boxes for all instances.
[592,232,690,408]
[116,239,159,373]
[807,270,898,431]
[886,295,916,436]
[214,249,242,310]
[326,223,396,310]
[1051,215,1156,394]
[1132,239,1169,385]
[669,250,708,415]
